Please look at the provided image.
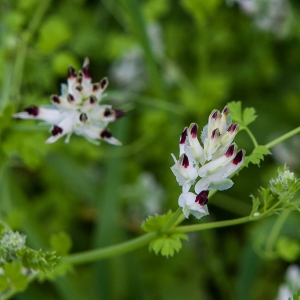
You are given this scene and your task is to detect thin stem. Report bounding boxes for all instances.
[265,211,290,254]
[174,216,253,233]
[11,0,52,106]
[265,126,300,149]
[62,232,156,265]
[160,208,183,233]
[244,126,258,147]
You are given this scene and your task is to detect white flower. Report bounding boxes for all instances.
[178,191,209,219]
[171,153,198,193]
[171,106,245,219]
[14,58,125,145]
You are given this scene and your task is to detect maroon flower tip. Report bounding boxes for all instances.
[190,123,198,138]
[182,154,189,168]
[114,110,127,119]
[67,94,75,102]
[82,58,91,79]
[51,95,60,104]
[211,110,218,120]
[79,113,88,122]
[195,190,209,206]
[75,85,83,92]
[211,128,219,139]
[99,78,108,89]
[222,106,229,115]
[76,77,83,85]
[104,108,112,117]
[24,105,39,117]
[92,84,99,92]
[51,125,63,136]
[225,144,235,157]
[180,128,188,144]
[89,96,96,104]
[68,66,76,78]
[233,150,244,165]
[228,123,238,133]
[77,71,83,78]
[100,129,112,139]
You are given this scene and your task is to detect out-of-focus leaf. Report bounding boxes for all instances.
[50,232,72,256]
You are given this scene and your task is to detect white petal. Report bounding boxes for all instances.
[195,178,210,194]
[209,178,233,191]
[14,107,63,124]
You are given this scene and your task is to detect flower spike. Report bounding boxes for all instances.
[14,58,126,145]
[171,105,245,219]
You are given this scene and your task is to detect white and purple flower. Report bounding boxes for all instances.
[171,106,245,219]
[14,58,125,145]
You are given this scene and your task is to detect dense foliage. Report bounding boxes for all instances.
[1,0,300,299]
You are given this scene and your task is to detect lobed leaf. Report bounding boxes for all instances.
[141,210,174,232]
[149,232,188,258]
[244,146,271,167]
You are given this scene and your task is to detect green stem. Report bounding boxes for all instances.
[244,126,258,147]
[174,216,253,233]
[11,0,52,106]
[160,208,183,233]
[62,232,156,265]
[265,211,290,254]
[265,126,300,149]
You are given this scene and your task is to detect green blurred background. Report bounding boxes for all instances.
[1,0,300,299]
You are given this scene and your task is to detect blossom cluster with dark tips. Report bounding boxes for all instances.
[14,58,125,145]
[171,106,245,219]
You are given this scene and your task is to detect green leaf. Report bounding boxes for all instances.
[250,196,260,216]
[50,232,72,256]
[37,17,72,53]
[244,146,271,167]
[276,236,300,262]
[243,107,257,126]
[228,101,242,123]
[228,101,257,127]
[4,261,28,291]
[141,211,174,232]
[0,275,9,292]
[149,232,188,257]
[290,288,300,300]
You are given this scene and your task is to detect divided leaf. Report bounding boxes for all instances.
[244,146,271,167]
[142,211,174,232]
[149,233,188,258]
[228,101,257,127]
[243,107,257,126]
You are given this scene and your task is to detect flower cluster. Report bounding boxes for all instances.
[14,58,125,145]
[171,106,245,219]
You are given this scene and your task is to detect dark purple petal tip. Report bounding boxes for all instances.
[190,123,198,138]
[222,106,229,115]
[195,190,209,206]
[104,108,112,117]
[51,95,60,104]
[82,58,91,79]
[51,125,63,136]
[182,154,189,168]
[67,94,75,102]
[100,129,112,139]
[180,128,188,144]
[225,144,235,157]
[68,66,76,78]
[228,123,238,133]
[89,96,96,104]
[233,150,244,165]
[79,113,88,122]
[211,128,219,139]
[211,110,218,120]
[24,105,39,117]
[114,110,127,119]
[99,77,108,90]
